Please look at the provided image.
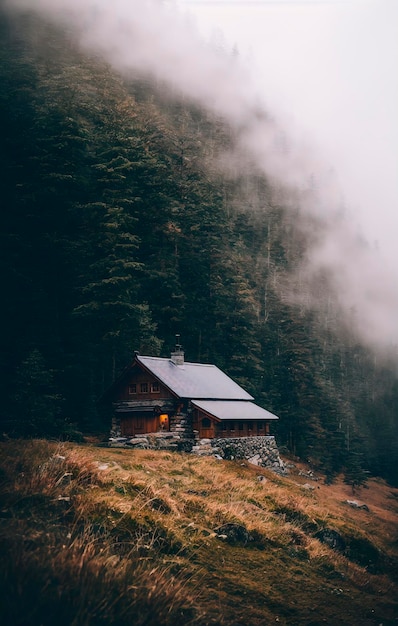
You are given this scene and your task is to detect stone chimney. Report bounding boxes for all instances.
[171,334,184,366]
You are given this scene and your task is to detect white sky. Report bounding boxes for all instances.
[178,0,398,258]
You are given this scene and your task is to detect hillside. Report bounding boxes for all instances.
[1,5,398,485]
[1,440,397,625]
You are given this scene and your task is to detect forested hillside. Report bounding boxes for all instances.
[1,7,398,484]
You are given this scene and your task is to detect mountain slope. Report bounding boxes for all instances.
[0,440,397,625]
[1,7,398,484]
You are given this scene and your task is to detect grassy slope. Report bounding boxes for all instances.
[0,440,397,625]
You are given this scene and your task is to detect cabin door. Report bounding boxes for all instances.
[199,417,214,439]
[121,412,158,436]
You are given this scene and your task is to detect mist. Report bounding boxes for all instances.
[6,0,398,352]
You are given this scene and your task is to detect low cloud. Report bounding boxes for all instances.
[6,0,398,352]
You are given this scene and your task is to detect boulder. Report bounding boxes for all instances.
[315,528,346,552]
[215,523,251,545]
[346,500,369,511]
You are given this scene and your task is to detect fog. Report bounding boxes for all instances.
[6,0,398,351]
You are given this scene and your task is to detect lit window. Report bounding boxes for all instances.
[140,382,148,393]
[128,384,137,394]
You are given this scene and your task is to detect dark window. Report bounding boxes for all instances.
[151,382,159,393]
[222,421,228,430]
[247,422,253,431]
[201,417,211,428]
[238,422,244,431]
[140,382,148,393]
[258,421,265,430]
[230,421,235,431]
[128,384,137,394]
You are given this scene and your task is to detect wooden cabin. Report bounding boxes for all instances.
[103,348,279,440]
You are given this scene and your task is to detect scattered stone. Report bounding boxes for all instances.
[346,500,369,511]
[257,475,267,483]
[298,470,319,481]
[97,463,109,471]
[215,523,251,545]
[315,528,346,552]
[301,483,315,491]
[331,588,344,595]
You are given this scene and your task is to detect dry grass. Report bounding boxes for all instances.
[1,440,397,625]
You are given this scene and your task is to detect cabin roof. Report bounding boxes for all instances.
[191,400,279,421]
[137,355,254,400]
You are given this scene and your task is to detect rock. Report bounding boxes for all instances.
[298,469,319,481]
[257,475,267,483]
[315,529,346,552]
[346,500,369,511]
[215,523,251,545]
[177,440,194,453]
[96,463,109,471]
[157,442,178,450]
[248,454,261,466]
[331,588,344,595]
[125,438,148,447]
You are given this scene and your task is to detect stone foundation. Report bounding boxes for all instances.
[192,436,286,473]
[109,432,193,452]
[108,432,285,473]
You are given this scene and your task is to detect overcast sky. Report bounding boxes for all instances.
[178,0,398,258]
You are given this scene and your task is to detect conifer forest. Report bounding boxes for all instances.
[1,7,398,485]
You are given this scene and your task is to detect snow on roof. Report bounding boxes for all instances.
[191,400,279,421]
[137,355,253,400]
